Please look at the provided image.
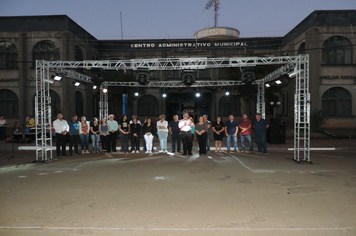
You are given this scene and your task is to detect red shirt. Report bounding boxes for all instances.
[239,119,252,135]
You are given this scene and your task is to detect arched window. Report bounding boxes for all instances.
[322,87,351,117]
[75,91,84,117]
[219,95,241,116]
[137,95,159,116]
[32,40,60,66]
[75,45,84,61]
[322,36,352,65]
[0,89,19,117]
[298,42,305,55]
[0,41,18,69]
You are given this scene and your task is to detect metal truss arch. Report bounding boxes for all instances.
[36,55,310,163]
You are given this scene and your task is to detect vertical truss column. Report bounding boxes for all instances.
[256,81,265,119]
[294,55,310,162]
[35,60,52,162]
[99,83,108,121]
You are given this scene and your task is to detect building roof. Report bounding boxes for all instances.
[282,10,356,46]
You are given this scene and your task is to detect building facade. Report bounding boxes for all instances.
[0,10,355,131]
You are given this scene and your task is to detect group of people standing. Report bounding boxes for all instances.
[52,112,269,158]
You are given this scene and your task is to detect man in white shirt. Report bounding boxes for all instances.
[53,113,69,158]
[178,113,195,155]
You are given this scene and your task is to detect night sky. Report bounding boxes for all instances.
[0,0,355,39]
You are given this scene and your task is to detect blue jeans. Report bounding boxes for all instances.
[157,131,168,150]
[240,134,253,151]
[91,134,100,152]
[255,133,267,153]
[171,133,181,152]
[79,134,89,151]
[226,134,238,151]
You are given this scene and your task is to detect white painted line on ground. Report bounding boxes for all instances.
[0,225,354,231]
[288,148,336,151]
[227,153,254,173]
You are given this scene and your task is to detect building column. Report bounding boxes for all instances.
[18,33,27,122]
[305,28,321,114]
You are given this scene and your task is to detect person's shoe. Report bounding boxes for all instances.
[245,151,250,153]
[148,151,152,153]
[241,150,245,153]
[182,153,187,155]
[226,150,230,153]
[188,153,193,155]
[136,150,140,153]
[158,150,164,153]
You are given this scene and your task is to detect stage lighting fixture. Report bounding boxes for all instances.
[195,89,201,98]
[134,88,140,97]
[102,88,108,94]
[73,81,81,87]
[182,70,196,86]
[93,85,98,90]
[241,71,256,83]
[51,74,62,82]
[225,87,230,96]
[162,89,167,98]
[288,70,297,78]
[265,83,270,88]
[136,71,150,85]
[275,80,282,85]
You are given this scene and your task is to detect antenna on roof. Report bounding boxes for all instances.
[205,0,220,27]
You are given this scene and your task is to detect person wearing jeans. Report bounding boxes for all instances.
[253,113,269,154]
[79,116,90,154]
[157,114,168,153]
[239,114,253,153]
[224,115,239,152]
[68,115,80,155]
[203,115,211,152]
[90,118,100,153]
[169,115,181,153]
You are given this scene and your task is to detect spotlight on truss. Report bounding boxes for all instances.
[182,70,196,86]
[136,71,150,85]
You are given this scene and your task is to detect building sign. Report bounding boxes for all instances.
[194,27,240,39]
[130,41,247,49]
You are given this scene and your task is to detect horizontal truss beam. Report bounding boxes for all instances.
[103,80,245,88]
[50,68,92,83]
[38,56,308,71]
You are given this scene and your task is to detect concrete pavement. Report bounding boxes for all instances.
[0,139,355,236]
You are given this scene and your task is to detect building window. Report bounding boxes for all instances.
[76,91,84,117]
[75,45,84,61]
[218,95,241,116]
[32,40,60,67]
[137,95,159,116]
[322,36,352,65]
[322,87,351,117]
[0,41,18,69]
[0,89,19,117]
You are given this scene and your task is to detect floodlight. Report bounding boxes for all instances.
[51,74,62,81]
[73,81,81,87]
[162,89,167,98]
[102,88,108,94]
[225,87,230,96]
[275,80,282,85]
[195,88,201,97]
[93,85,98,90]
[265,83,270,88]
